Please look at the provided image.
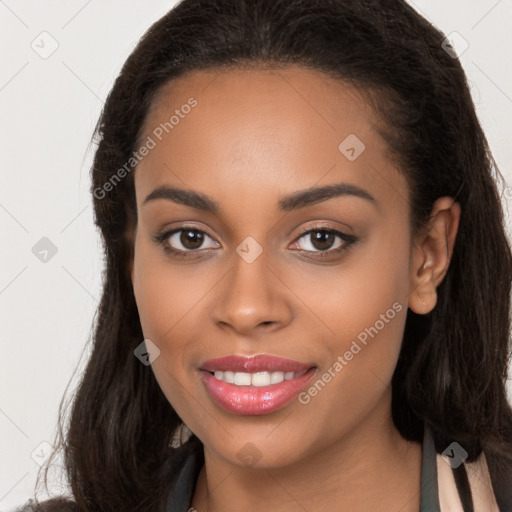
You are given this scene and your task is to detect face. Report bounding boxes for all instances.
[130,66,415,468]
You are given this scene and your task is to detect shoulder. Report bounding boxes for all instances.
[13,498,79,512]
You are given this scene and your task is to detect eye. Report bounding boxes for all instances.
[153,226,219,257]
[290,226,357,258]
[152,224,357,260]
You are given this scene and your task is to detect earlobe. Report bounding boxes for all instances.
[408,267,437,315]
[408,197,461,315]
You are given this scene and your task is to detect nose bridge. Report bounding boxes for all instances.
[211,242,291,334]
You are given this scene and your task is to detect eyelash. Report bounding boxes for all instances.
[152,224,358,261]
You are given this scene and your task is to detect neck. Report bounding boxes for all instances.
[191,393,422,512]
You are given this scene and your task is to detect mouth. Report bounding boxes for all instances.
[198,354,318,415]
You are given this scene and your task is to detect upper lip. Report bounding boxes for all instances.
[199,354,316,374]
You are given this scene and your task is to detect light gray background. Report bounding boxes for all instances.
[1,1,511,509]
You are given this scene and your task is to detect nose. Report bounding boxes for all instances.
[210,252,293,336]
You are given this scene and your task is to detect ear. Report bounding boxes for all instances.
[408,197,461,314]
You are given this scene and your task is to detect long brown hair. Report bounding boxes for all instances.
[26,0,512,510]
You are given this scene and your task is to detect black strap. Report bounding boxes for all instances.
[452,463,474,512]
[420,423,442,512]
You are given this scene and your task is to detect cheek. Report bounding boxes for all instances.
[132,235,210,344]
[131,243,201,419]
[295,221,410,347]
[131,236,216,409]
[337,224,411,372]
[293,226,411,436]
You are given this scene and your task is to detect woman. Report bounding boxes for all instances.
[20,0,512,510]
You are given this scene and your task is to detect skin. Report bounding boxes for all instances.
[129,66,460,512]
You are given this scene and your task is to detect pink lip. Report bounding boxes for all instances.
[198,354,317,415]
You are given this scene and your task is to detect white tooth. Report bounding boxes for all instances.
[214,371,224,380]
[284,372,295,380]
[251,371,271,387]
[270,371,285,384]
[234,372,252,386]
[223,371,235,384]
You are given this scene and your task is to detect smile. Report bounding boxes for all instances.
[198,354,317,415]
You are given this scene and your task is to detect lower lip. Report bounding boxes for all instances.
[199,368,317,415]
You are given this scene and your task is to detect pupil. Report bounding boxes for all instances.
[181,230,203,249]
[311,231,333,251]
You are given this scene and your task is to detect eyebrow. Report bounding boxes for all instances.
[143,182,376,213]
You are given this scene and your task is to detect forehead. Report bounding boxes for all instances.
[134,66,408,217]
